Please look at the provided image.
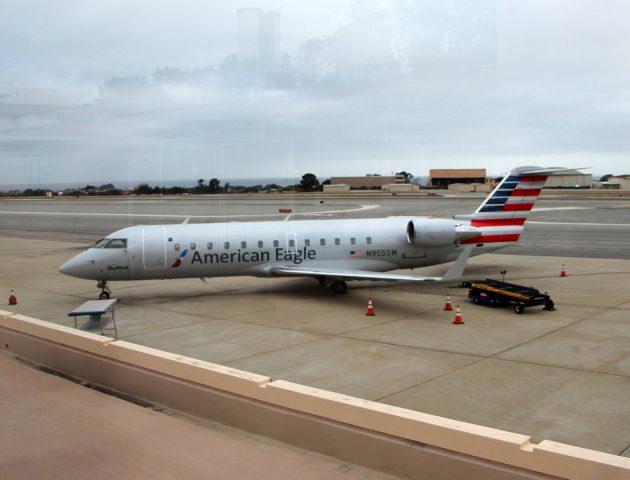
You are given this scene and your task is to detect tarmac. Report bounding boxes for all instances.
[2,243,630,457]
[1,194,630,472]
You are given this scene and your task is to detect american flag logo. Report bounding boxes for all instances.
[350,250,364,257]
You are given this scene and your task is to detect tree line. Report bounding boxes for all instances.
[132,173,323,195]
[2,171,415,197]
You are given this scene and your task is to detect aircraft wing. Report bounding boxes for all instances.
[269,246,472,283]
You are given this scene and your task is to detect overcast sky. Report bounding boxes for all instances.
[1,0,629,187]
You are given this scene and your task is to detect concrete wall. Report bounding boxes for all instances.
[1,311,629,480]
[323,184,351,193]
[330,176,397,188]
[448,183,492,193]
[383,184,420,193]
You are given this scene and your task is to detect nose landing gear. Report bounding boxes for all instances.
[97,280,111,300]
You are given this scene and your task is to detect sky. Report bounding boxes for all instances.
[1,0,629,187]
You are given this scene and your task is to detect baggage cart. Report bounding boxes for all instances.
[461,279,555,314]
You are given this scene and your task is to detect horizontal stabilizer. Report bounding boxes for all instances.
[513,166,588,175]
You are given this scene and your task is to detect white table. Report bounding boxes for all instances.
[68,299,119,338]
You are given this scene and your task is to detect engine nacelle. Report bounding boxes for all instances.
[406,218,458,246]
[406,218,481,246]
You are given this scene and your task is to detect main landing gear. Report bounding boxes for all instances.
[97,280,111,300]
[318,277,348,294]
[330,281,348,294]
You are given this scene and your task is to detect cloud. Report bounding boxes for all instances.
[1,0,629,186]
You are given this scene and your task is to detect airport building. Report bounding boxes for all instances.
[428,169,487,188]
[605,175,630,189]
[544,169,592,188]
[429,168,592,189]
[330,173,405,189]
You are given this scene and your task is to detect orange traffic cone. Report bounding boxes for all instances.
[8,289,17,305]
[453,304,464,325]
[444,293,453,311]
[366,297,375,316]
[560,264,567,277]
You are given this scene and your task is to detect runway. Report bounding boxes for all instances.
[2,193,630,258]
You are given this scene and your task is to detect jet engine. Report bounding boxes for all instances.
[406,218,481,246]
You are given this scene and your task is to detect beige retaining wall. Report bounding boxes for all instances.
[1,310,629,480]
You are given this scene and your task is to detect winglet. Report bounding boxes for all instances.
[440,246,472,281]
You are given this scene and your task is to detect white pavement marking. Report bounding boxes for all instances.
[527,221,630,227]
[0,204,381,220]
[532,206,593,212]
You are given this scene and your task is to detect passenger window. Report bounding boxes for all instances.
[335,238,340,245]
[174,243,180,251]
[289,239,295,247]
[366,237,372,245]
[320,238,326,246]
[207,242,213,250]
[350,237,356,245]
[258,240,263,248]
[105,239,127,248]
[241,241,247,248]
[304,239,310,247]
[190,242,196,250]
[273,240,279,247]
[224,242,230,249]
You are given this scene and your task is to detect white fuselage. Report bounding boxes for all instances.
[59,216,496,282]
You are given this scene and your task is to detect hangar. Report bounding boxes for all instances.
[544,169,593,188]
[429,169,487,188]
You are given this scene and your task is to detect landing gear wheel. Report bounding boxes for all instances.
[330,281,348,294]
[97,280,112,300]
[514,303,524,314]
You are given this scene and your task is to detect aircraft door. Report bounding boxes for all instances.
[286,232,297,253]
[142,226,167,269]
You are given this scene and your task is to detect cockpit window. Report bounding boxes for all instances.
[105,238,127,249]
[92,238,110,248]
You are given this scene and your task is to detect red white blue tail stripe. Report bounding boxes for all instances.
[460,167,552,246]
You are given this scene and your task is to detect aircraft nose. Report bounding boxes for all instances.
[59,256,80,276]
[59,253,93,278]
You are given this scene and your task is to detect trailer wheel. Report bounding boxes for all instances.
[514,303,524,314]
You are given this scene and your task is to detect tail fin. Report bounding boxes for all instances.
[457,166,568,247]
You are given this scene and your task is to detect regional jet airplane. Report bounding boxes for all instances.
[59,166,564,299]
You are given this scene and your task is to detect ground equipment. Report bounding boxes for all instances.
[462,279,555,314]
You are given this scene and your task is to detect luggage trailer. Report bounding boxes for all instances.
[462,279,555,314]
